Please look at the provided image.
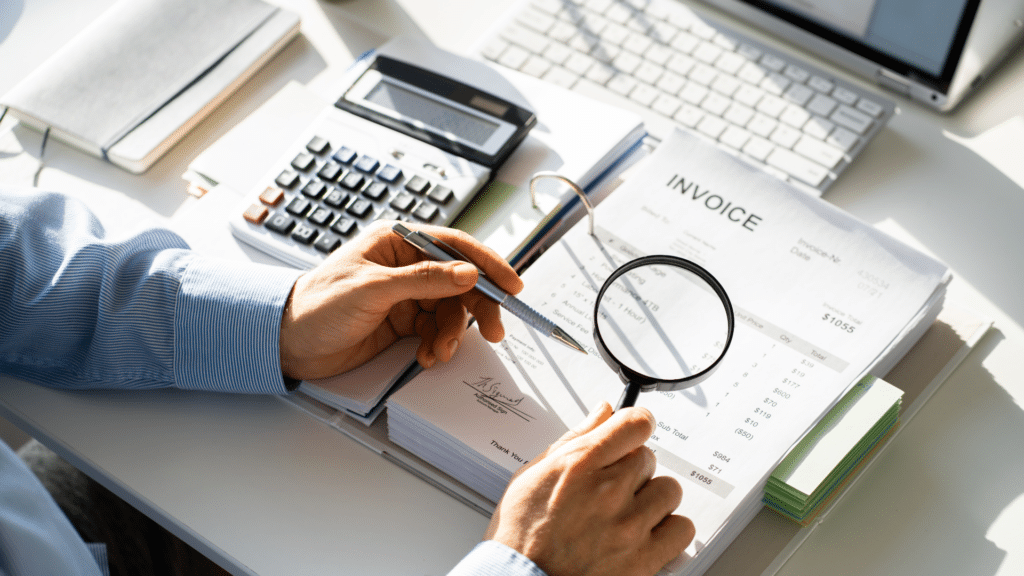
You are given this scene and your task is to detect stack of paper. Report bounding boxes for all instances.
[763,375,903,525]
[387,129,950,575]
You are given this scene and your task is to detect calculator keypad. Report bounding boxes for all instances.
[243,135,456,257]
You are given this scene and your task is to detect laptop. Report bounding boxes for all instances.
[694,0,1024,112]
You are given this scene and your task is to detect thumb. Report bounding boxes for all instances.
[383,260,479,303]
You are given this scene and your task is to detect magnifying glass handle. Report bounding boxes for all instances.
[614,382,642,411]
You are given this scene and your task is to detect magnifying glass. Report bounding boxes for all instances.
[592,255,735,410]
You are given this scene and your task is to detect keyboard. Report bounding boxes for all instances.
[231,107,491,269]
[479,0,896,194]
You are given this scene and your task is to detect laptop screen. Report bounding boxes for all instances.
[737,0,983,92]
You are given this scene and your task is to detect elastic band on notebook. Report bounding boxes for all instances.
[33,126,50,187]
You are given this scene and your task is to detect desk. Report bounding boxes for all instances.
[2,1,1024,575]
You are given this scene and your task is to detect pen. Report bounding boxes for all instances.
[391,223,587,355]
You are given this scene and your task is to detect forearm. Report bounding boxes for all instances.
[0,189,300,393]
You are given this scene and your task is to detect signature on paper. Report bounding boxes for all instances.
[464,377,534,422]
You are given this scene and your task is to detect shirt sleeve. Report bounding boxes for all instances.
[447,541,549,576]
[0,189,302,394]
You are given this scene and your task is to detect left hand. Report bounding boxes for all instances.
[278,221,523,380]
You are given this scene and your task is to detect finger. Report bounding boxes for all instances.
[399,224,524,295]
[632,475,684,528]
[466,297,505,342]
[383,260,479,305]
[602,444,657,495]
[648,514,696,570]
[540,402,614,459]
[433,298,469,362]
[414,310,439,368]
[575,407,657,469]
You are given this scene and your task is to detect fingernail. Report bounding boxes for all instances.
[447,338,459,359]
[452,262,477,285]
[422,353,435,368]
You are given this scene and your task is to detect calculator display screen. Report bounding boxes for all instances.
[364,81,500,147]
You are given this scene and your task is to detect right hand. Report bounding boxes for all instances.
[485,402,695,576]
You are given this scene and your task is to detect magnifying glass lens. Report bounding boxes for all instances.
[595,261,730,383]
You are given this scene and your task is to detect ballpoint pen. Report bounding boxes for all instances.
[391,223,587,355]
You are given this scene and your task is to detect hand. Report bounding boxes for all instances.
[278,221,523,380]
[485,402,695,576]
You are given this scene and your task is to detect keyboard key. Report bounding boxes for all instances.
[291,225,318,245]
[700,92,731,116]
[666,53,696,75]
[674,103,704,127]
[832,86,858,105]
[301,180,327,199]
[748,113,778,137]
[806,93,838,117]
[317,162,343,182]
[498,44,531,70]
[793,135,845,169]
[679,82,708,104]
[406,175,431,195]
[428,185,454,205]
[826,127,859,152]
[733,84,764,107]
[742,136,774,161]
[331,217,358,236]
[803,116,836,140]
[723,102,755,126]
[710,74,740,97]
[766,148,829,187]
[760,72,790,95]
[259,186,285,206]
[275,170,300,189]
[323,190,348,208]
[719,125,751,150]
[242,204,269,225]
[830,105,872,134]
[687,63,717,86]
[362,181,389,201]
[856,98,884,118]
[346,199,374,219]
[522,55,553,77]
[644,42,675,65]
[634,61,663,85]
[564,52,597,75]
[670,31,699,54]
[332,146,357,164]
[783,83,814,107]
[755,94,787,118]
[377,164,403,184]
[656,71,686,95]
[308,207,335,227]
[285,197,311,217]
[389,192,417,212]
[769,124,802,148]
[607,74,638,95]
[693,42,722,64]
[737,61,767,85]
[779,105,811,129]
[696,115,728,139]
[542,66,579,88]
[314,235,342,254]
[412,203,440,222]
[265,214,296,235]
[542,41,573,64]
[630,83,660,106]
[354,155,380,174]
[760,53,786,72]
[376,209,406,223]
[783,64,809,83]
[808,75,834,93]
[651,94,682,117]
[340,172,367,191]
[501,24,549,54]
[714,51,746,75]
[306,136,330,155]
[291,152,316,172]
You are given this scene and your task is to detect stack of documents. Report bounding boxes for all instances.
[763,375,903,525]
[387,129,950,575]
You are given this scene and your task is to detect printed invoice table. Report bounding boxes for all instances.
[1,0,1023,575]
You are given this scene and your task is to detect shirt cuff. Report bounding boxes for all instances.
[447,541,549,576]
[174,255,302,394]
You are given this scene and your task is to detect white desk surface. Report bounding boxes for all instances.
[2,1,1024,575]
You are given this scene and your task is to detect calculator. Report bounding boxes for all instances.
[231,53,537,269]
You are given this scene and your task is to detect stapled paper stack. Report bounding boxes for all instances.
[763,375,903,525]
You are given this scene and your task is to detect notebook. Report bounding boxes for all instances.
[693,0,1024,112]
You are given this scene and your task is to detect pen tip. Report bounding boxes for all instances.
[552,327,588,354]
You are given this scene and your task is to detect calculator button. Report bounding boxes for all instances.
[308,207,334,226]
[405,175,431,195]
[306,136,331,155]
[301,180,327,199]
[412,203,440,222]
[332,146,357,164]
[362,181,389,201]
[377,164,403,183]
[331,217,358,236]
[354,155,380,174]
[340,172,367,191]
[291,152,316,172]
[427,185,454,205]
[259,186,285,206]
[291,225,318,245]
[314,235,342,254]
[317,162,344,182]
[323,189,348,208]
[285,197,312,217]
[275,170,300,189]
[389,192,417,212]
[265,214,296,235]
[346,199,374,218]
[376,209,405,222]
[242,204,269,224]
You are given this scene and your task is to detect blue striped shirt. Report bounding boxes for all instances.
[0,189,543,576]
